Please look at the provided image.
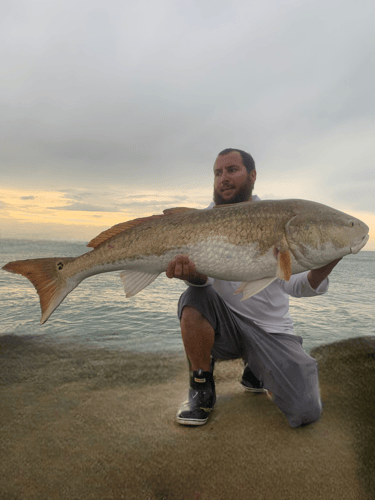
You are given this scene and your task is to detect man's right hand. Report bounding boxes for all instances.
[166,255,208,285]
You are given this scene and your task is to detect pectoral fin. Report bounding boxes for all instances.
[120,270,160,297]
[235,277,277,300]
[276,249,292,281]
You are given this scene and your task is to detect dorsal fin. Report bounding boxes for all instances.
[163,207,197,215]
[87,214,165,248]
[87,207,198,249]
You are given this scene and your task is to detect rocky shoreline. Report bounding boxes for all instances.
[0,334,374,499]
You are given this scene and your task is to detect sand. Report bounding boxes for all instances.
[0,334,374,500]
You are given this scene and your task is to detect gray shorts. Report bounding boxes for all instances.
[178,286,322,428]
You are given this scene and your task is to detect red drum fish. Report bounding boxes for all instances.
[2,199,369,324]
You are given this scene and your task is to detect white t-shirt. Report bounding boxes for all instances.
[189,196,329,335]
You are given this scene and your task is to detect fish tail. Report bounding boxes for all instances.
[2,257,77,324]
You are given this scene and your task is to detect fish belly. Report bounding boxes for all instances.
[167,239,278,282]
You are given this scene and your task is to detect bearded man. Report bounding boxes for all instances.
[166,148,340,428]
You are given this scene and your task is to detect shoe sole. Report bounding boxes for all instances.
[176,396,214,426]
[175,416,209,426]
[240,382,268,393]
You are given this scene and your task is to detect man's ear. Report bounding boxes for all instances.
[250,169,257,184]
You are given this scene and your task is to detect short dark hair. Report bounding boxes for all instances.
[218,148,255,174]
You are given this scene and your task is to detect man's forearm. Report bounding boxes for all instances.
[307,270,328,290]
[307,258,342,290]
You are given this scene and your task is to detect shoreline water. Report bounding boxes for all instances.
[1,239,374,356]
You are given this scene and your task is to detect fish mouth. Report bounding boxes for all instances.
[350,234,369,254]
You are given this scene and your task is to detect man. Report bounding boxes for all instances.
[166,148,340,428]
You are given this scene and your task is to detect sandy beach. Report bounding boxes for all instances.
[0,334,374,500]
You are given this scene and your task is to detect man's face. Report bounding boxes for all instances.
[213,152,256,205]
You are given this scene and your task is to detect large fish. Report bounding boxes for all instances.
[2,199,369,324]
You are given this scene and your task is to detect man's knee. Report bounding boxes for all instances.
[178,286,215,313]
[286,395,323,428]
[180,306,213,332]
[271,356,322,427]
[180,305,203,322]
[286,371,322,427]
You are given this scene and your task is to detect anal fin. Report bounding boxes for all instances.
[235,277,277,300]
[120,270,160,297]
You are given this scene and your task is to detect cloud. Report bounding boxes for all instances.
[331,166,375,214]
[20,196,36,200]
[60,191,96,201]
[2,0,374,195]
[117,194,190,208]
[48,192,195,213]
[258,193,279,200]
[1,0,374,247]
[49,202,123,212]
[333,186,374,214]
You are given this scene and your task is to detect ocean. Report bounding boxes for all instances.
[0,238,374,354]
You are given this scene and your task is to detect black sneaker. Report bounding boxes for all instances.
[240,365,267,393]
[176,369,216,426]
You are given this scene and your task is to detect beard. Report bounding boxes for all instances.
[213,176,254,206]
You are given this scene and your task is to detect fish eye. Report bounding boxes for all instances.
[349,220,354,227]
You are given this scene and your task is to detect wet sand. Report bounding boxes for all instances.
[0,334,374,500]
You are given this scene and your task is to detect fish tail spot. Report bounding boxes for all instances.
[2,257,75,324]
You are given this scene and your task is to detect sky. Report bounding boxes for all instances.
[1,0,374,249]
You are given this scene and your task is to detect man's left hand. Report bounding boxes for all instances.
[307,258,342,290]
